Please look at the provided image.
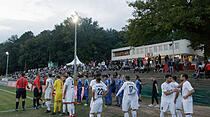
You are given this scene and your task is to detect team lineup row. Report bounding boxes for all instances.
[15,72,194,117]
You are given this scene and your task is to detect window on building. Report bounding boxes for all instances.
[154,46,157,52]
[159,45,162,51]
[149,47,153,53]
[140,48,144,54]
[145,47,148,53]
[175,43,179,50]
[164,44,168,51]
[114,50,130,57]
[169,44,173,50]
[136,48,139,54]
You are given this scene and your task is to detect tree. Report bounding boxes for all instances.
[123,0,210,57]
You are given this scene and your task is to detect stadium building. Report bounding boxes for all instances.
[111,39,204,61]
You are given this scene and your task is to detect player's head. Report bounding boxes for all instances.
[84,75,88,79]
[180,74,188,81]
[21,72,25,77]
[117,74,121,79]
[96,77,101,83]
[66,72,71,77]
[165,74,172,83]
[172,76,177,82]
[150,77,155,81]
[104,75,108,80]
[48,73,52,78]
[36,73,40,77]
[125,76,130,81]
[135,75,139,80]
[56,75,61,79]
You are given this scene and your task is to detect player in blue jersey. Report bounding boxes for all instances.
[83,75,89,106]
[104,75,112,106]
[116,74,124,107]
[77,76,82,104]
[135,75,142,102]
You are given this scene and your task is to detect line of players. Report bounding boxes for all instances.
[15,72,195,117]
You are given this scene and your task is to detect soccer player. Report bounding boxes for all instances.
[84,75,89,106]
[52,75,63,115]
[89,77,108,117]
[116,76,139,117]
[63,72,75,117]
[105,74,112,106]
[148,77,159,107]
[135,75,141,101]
[15,73,30,111]
[116,74,124,106]
[178,74,195,117]
[77,76,82,104]
[171,76,183,117]
[89,72,106,112]
[31,73,41,109]
[160,74,178,117]
[43,73,54,113]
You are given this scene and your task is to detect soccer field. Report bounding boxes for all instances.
[0,85,210,117]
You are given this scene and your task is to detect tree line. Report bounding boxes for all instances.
[0,17,126,75]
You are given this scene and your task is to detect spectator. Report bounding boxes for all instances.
[148,77,159,108]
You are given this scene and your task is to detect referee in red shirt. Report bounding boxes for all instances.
[31,73,41,109]
[16,73,29,111]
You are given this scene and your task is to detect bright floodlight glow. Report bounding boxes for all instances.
[5,52,9,55]
[72,11,79,23]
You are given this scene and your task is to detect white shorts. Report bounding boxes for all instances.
[122,95,139,111]
[63,91,75,103]
[90,99,103,113]
[176,99,182,110]
[44,90,52,99]
[160,101,175,114]
[183,100,193,114]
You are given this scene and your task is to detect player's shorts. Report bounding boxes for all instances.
[54,92,63,101]
[16,88,26,99]
[34,88,39,97]
[176,99,182,109]
[44,90,52,99]
[90,99,103,113]
[183,100,193,114]
[63,91,75,103]
[122,95,139,111]
[160,101,175,114]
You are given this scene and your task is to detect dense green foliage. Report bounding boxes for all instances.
[0,17,126,75]
[123,0,210,56]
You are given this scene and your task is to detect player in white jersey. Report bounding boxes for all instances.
[178,74,195,117]
[160,74,178,117]
[116,76,139,117]
[89,73,106,109]
[171,76,183,117]
[63,72,75,117]
[89,77,108,117]
[43,73,54,113]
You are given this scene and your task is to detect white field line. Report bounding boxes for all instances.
[0,88,33,100]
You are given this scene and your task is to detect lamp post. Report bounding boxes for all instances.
[5,52,9,79]
[72,11,79,79]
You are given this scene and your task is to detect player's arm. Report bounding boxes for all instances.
[183,89,195,99]
[63,85,68,99]
[92,89,96,101]
[164,89,178,95]
[43,82,48,94]
[16,81,19,91]
[177,81,184,88]
[116,83,125,97]
[174,90,179,104]
[155,83,159,94]
[26,80,30,89]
